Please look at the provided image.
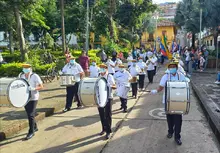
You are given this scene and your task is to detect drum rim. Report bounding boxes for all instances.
[7,78,31,108]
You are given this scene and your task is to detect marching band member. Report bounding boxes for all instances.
[146,51,157,83]
[137,57,147,91]
[127,52,133,68]
[129,59,141,99]
[114,64,132,112]
[62,56,84,112]
[98,63,116,139]
[106,57,116,75]
[89,60,99,78]
[115,56,123,73]
[151,60,187,145]
[20,63,43,140]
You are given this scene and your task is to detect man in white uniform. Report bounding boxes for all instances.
[146,51,157,83]
[106,57,116,75]
[98,63,116,139]
[129,59,141,98]
[89,60,99,78]
[127,52,133,68]
[114,56,123,73]
[114,64,132,112]
[20,63,43,140]
[62,56,84,112]
[137,57,147,90]
[151,60,187,145]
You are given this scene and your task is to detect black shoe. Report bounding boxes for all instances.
[99,131,105,136]
[63,108,70,112]
[123,109,127,113]
[119,107,123,110]
[175,139,182,145]
[34,128,38,132]
[167,133,173,139]
[105,133,110,139]
[25,133,35,140]
[134,95,137,99]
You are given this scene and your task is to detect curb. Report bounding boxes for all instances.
[191,80,220,144]
[0,101,66,141]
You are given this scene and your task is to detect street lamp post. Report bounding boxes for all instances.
[216,36,220,72]
[85,0,90,53]
[199,0,204,49]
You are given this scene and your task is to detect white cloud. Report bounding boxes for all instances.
[153,0,182,4]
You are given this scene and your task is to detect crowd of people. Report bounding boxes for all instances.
[16,45,219,143]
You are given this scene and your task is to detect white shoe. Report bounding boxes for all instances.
[215,81,220,84]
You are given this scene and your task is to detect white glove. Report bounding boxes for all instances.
[151,89,158,94]
[58,71,63,75]
[28,86,36,91]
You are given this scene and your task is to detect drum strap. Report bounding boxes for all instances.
[20,73,35,83]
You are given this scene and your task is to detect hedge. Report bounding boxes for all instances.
[0,62,55,77]
[0,49,102,77]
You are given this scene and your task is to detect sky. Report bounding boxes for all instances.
[153,0,182,4]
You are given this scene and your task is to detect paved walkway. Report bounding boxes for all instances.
[191,71,220,143]
[0,67,219,153]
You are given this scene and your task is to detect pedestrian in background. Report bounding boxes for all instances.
[79,51,90,77]
[203,47,209,70]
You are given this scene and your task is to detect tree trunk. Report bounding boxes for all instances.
[108,0,116,42]
[60,0,66,53]
[14,4,27,62]
[9,27,14,54]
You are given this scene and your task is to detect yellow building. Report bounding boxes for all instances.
[140,20,176,50]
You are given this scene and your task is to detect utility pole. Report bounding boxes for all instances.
[199,0,204,49]
[85,0,90,53]
[61,0,66,53]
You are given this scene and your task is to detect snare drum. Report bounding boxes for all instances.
[0,78,31,107]
[116,83,130,99]
[60,75,75,86]
[165,81,190,115]
[78,77,108,108]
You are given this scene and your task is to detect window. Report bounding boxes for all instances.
[210,40,213,46]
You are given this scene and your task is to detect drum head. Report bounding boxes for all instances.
[96,78,108,107]
[7,79,30,108]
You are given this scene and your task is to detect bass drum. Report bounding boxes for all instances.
[165,81,190,115]
[78,77,108,108]
[0,77,16,107]
[7,78,31,108]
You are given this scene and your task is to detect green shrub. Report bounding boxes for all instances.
[0,62,55,77]
[0,63,22,77]
[2,52,21,63]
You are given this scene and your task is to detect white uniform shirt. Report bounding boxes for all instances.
[115,59,122,72]
[146,56,157,71]
[139,53,146,61]
[102,73,115,99]
[127,56,133,67]
[159,73,186,104]
[114,70,132,87]
[129,65,141,77]
[137,62,146,75]
[107,59,116,74]
[89,65,99,78]
[62,63,83,82]
[20,73,43,101]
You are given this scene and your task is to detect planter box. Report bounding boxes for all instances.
[207,58,220,68]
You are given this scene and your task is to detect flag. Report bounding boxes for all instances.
[161,34,172,59]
